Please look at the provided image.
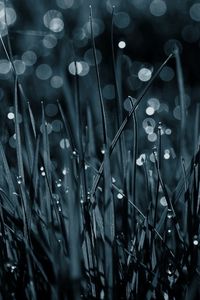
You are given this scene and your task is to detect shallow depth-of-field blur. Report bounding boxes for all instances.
[0,1,199,299]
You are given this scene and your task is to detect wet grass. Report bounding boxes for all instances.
[0,8,199,300]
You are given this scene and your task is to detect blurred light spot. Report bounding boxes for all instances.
[22,50,37,66]
[158,103,169,112]
[106,0,121,13]
[164,39,182,55]
[159,66,174,81]
[60,138,70,149]
[84,48,102,66]
[173,106,181,120]
[0,59,11,74]
[103,84,115,100]
[160,196,167,206]
[123,97,137,111]
[127,75,142,91]
[146,106,155,116]
[13,60,26,75]
[52,120,63,132]
[73,28,86,41]
[132,0,149,10]
[68,61,89,76]
[118,41,126,49]
[148,133,157,142]
[36,64,52,80]
[43,10,63,32]
[150,0,167,17]
[150,153,156,163]
[49,18,64,33]
[45,103,58,117]
[145,126,154,134]
[0,5,17,27]
[56,0,74,9]
[138,67,152,82]
[190,3,200,22]
[84,18,105,38]
[142,118,156,130]
[165,128,172,135]
[5,7,17,25]
[147,98,160,110]
[114,12,130,29]
[7,112,14,119]
[43,34,57,48]
[182,25,200,43]
[50,75,63,88]
[40,123,52,134]
[175,94,191,108]
[68,61,82,75]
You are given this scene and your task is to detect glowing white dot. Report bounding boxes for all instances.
[164,152,170,160]
[146,106,155,116]
[118,41,126,49]
[117,192,123,199]
[160,196,167,206]
[190,4,200,22]
[7,112,14,119]
[193,238,199,246]
[138,68,152,82]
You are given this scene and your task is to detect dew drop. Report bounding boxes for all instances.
[17,176,22,185]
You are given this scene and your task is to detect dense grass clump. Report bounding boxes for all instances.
[0,4,199,300]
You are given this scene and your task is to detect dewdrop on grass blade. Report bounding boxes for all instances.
[193,235,199,246]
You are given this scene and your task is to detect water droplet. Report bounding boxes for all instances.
[160,196,167,206]
[17,176,22,184]
[167,209,173,219]
[56,179,62,187]
[193,235,199,245]
[117,191,123,199]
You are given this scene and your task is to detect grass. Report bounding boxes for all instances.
[0,6,199,300]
